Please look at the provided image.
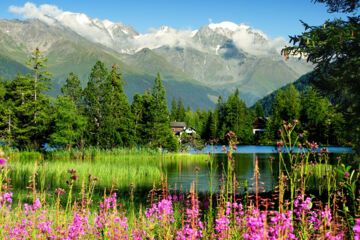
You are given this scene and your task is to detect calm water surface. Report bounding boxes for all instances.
[166,145,353,193]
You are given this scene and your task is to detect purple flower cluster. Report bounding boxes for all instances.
[354,219,360,240]
[0,191,356,239]
[145,198,175,224]
[176,197,204,240]
[0,158,6,166]
[0,192,12,209]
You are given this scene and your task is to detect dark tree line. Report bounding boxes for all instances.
[265,84,346,145]
[170,84,347,146]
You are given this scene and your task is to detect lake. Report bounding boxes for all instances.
[166,145,353,193]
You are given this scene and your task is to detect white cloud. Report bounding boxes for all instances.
[212,22,287,56]
[131,26,198,51]
[39,4,63,17]
[7,3,287,56]
[8,2,114,46]
[9,2,62,25]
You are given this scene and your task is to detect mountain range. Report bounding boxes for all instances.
[0,11,313,109]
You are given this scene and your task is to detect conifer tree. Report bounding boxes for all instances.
[170,97,177,121]
[61,72,82,107]
[101,64,134,148]
[176,98,186,122]
[254,102,265,118]
[132,93,146,144]
[5,48,53,149]
[143,73,177,151]
[83,61,108,146]
[267,84,301,140]
[50,96,86,150]
[220,89,253,144]
[0,83,15,145]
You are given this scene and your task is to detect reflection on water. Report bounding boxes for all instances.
[166,153,278,193]
[191,145,353,154]
[166,145,353,194]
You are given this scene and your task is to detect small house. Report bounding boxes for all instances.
[253,117,267,134]
[185,127,196,136]
[170,121,186,136]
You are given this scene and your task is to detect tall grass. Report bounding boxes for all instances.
[5,148,209,200]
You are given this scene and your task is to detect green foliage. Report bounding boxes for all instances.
[61,72,82,107]
[131,93,145,144]
[100,64,134,148]
[176,98,186,122]
[133,73,178,151]
[300,87,346,145]
[183,108,195,128]
[180,132,204,151]
[83,61,108,147]
[252,73,312,116]
[169,97,177,121]
[283,3,360,146]
[313,0,360,13]
[2,48,53,149]
[266,85,300,140]
[254,102,264,118]
[202,109,219,141]
[49,96,86,150]
[217,89,254,144]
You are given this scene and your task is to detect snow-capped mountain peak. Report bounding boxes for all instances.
[208,21,241,31]
[9,2,286,56]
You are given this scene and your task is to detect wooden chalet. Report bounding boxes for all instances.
[170,121,186,136]
[253,117,268,134]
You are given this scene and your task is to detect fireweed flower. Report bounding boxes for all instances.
[354,219,360,240]
[321,147,328,153]
[176,197,204,240]
[0,158,6,165]
[55,188,66,195]
[145,198,175,223]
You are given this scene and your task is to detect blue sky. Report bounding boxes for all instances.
[0,0,350,39]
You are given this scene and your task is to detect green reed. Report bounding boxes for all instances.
[5,147,208,205]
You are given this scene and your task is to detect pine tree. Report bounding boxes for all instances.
[210,108,219,140]
[101,64,134,148]
[170,97,177,121]
[203,109,213,141]
[283,0,359,145]
[5,48,53,149]
[83,61,108,146]
[132,93,145,144]
[49,96,86,150]
[61,72,82,107]
[143,73,177,151]
[184,108,195,128]
[254,102,265,118]
[221,89,253,144]
[267,84,301,140]
[0,83,15,144]
[176,98,186,122]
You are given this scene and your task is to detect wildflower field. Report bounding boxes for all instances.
[0,122,359,239]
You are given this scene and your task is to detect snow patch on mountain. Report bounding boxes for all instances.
[209,21,240,31]
[9,2,287,56]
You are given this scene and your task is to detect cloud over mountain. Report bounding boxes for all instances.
[9,2,61,24]
[9,2,287,56]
